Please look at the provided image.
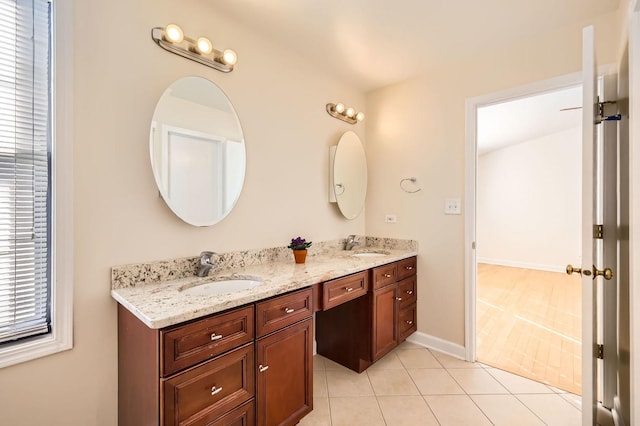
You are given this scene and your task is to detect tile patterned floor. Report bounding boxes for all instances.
[300,341,581,426]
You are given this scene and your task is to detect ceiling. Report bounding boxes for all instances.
[477,86,583,155]
[210,0,620,91]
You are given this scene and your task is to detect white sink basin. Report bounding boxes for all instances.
[181,279,262,296]
[352,251,389,258]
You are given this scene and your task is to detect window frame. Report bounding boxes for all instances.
[0,0,74,368]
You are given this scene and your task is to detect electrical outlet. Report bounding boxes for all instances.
[385,214,397,223]
[444,198,461,215]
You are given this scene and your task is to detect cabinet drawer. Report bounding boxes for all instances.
[256,288,313,338]
[372,263,397,289]
[397,277,417,309]
[209,400,255,426]
[397,257,417,280]
[322,271,368,310]
[161,306,255,377]
[162,343,255,426]
[398,304,417,342]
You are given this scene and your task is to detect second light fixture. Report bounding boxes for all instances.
[326,102,365,124]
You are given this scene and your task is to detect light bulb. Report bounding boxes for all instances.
[195,37,213,55]
[335,103,345,113]
[356,111,365,121]
[164,24,184,44]
[345,107,355,118]
[221,49,238,66]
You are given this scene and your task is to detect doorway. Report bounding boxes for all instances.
[464,74,585,391]
[475,86,583,394]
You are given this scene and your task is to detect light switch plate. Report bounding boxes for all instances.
[444,198,461,215]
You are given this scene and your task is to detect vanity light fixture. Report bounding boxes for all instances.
[151,24,238,72]
[326,102,365,124]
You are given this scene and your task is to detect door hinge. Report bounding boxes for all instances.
[595,98,621,124]
[597,344,604,360]
[593,224,603,239]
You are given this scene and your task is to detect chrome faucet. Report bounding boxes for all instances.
[196,251,217,277]
[344,235,359,250]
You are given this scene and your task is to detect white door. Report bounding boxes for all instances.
[579,25,597,426]
[577,25,620,426]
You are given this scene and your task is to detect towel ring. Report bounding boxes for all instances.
[400,177,421,193]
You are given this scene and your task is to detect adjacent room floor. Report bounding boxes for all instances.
[476,263,582,395]
[301,341,581,425]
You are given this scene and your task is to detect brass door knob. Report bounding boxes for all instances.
[566,264,581,275]
[593,266,614,280]
[566,264,592,277]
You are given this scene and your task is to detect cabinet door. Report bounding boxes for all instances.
[256,319,313,426]
[372,284,398,361]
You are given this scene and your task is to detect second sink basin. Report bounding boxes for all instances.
[351,250,390,258]
[181,278,262,296]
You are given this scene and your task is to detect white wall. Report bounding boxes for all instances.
[0,0,365,424]
[365,11,621,349]
[477,127,582,272]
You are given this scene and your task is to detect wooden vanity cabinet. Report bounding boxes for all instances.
[118,287,314,426]
[316,271,372,372]
[255,288,313,426]
[316,257,417,371]
[118,304,256,426]
[372,256,418,361]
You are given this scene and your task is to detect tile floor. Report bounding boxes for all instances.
[300,341,581,426]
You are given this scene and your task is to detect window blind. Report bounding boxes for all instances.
[0,0,51,344]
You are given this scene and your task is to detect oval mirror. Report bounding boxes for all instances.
[333,131,367,219]
[150,76,246,226]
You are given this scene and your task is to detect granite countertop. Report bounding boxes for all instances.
[111,243,417,330]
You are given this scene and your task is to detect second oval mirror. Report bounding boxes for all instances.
[150,76,246,226]
[332,131,367,219]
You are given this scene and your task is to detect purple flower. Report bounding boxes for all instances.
[288,236,313,250]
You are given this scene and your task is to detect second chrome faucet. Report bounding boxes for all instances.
[344,235,359,251]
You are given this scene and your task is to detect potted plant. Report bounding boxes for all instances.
[288,236,312,264]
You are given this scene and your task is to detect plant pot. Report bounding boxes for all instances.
[293,249,307,264]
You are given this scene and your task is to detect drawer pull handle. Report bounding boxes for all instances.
[406,290,414,295]
[210,333,223,341]
[259,364,269,373]
[211,386,223,396]
[284,307,295,314]
[405,320,414,325]
[344,287,353,292]
[405,266,414,270]
[383,273,392,278]
[396,297,403,301]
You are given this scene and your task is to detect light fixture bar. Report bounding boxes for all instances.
[326,102,364,124]
[151,27,237,73]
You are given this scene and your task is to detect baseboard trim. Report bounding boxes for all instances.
[477,257,567,273]
[405,331,466,360]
